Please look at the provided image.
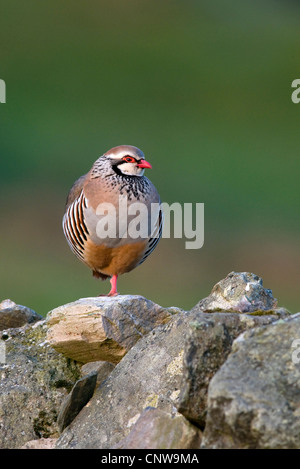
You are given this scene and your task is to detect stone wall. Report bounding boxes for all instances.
[1,272,299,449]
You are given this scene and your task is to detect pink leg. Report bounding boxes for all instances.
[107,274,119,297]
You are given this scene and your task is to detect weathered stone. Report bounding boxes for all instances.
[55,310,190,449]
[202,314,300,449]
[47,296,179,364]
[20,438,58,449]
[0,299,43,331]
[81,361,115,386]
[0,321,81,449]
[2,272,296,450]
[177,309,289,426]
[0,299,16,309]
[57,372,98,432]
[114,407,202,449]
[193,272,282,314]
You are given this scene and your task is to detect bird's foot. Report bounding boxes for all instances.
[98,292,119,297]
[97,274,119,297]
[108,274,118,297]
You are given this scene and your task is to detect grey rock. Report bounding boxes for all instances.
[20,438,58,449]
[114,407,202,449]
[0,299,16,309]
[47,295,179,364]
[202,314,300,449]
[0,299,43,331]
[57,372,98,432]
[81,361,115,386]
[2,273,295,450]
[55,310,190,449]
[177,309,289,426]
[194,272,281,314]
[0,321,81,449]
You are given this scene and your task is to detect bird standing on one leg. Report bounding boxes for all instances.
[62,145,162,296]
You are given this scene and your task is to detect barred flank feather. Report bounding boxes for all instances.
[62,191,89,261]
[138,209,163,266]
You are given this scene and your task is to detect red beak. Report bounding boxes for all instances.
[137,159,152,169]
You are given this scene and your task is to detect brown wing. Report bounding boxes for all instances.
[65,173,88,209]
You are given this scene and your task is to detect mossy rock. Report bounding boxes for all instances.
[0,321,81,449]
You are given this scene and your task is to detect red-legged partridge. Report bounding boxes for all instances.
[62,145,162,296]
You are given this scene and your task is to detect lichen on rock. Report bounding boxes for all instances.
[0,321,81,449]
[0,272,296,450]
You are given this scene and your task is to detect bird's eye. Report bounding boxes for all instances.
[122,156,136,163]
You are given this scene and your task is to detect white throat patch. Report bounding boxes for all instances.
[119,162,144,176]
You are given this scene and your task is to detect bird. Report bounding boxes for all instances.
[62,145,162,296]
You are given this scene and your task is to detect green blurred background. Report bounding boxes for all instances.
[0,0,299,316]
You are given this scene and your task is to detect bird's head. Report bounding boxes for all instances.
[104,145,152,177]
